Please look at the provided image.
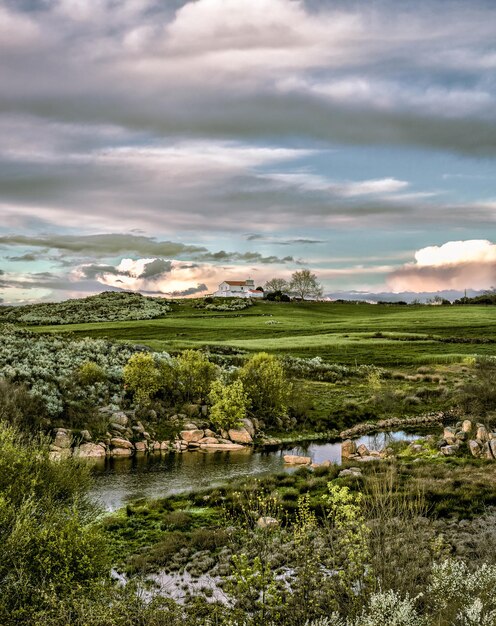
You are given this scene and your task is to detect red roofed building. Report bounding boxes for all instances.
[213,279,264,299]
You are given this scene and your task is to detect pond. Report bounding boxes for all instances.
[91,430,420,511]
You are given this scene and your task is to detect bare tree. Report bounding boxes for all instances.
[289,269,323,300]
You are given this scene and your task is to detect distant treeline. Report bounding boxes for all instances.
[0,291,171,325]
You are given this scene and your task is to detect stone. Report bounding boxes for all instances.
[455,431,467,441]
[110,422,126,433]
[443,427,457,444]
[183,422,198,430]
[152,441,161,451]
[199,442,245,450]
[483,442,494,459]
[339,468,362,478]
[476,426,489,443]
[357,444,370,457]
[462,419,473,433]
[110,437,134,449]
[111,447,133,457]
[283,454,311,465]
[160,441,170,450]
[74,443,106,458]
[111,412,129,427]
[441,444,459,456]
[228,427,253,445]
[135,441,147,452]
[242,418,255,438]
[469,440,481,457]
[257,516,279,529]
[369,450,381,457]
[341,439,357,459]
[188,441,201,449]
[80,429,92,442]
[180,429,204,443]
[489,440,496,459]
[410,444,423,454]
[204,429,216,438]
[53,428,71,449]
[142,432,150,440]
[49,447,72,461]
[199,437,219,445]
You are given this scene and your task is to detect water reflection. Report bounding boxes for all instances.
[91,431,420,511]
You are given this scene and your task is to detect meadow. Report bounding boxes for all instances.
[30,300,496,367]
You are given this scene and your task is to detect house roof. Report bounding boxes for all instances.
[225,280,249,286]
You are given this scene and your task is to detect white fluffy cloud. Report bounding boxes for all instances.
[387,240,496,292]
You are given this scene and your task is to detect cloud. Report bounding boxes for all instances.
[6,252,38,262]
[0,234,206,258]
[387,240,496,292]
[166,283,208,297]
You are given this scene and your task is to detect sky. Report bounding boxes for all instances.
[1,0,495,304]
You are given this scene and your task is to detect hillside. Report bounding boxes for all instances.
[0,291,171,325]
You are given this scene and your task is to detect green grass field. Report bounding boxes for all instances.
[30,301,496,367]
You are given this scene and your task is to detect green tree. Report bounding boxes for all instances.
[208,379,249,430]
[123,352,162,405]
[175,350,219,403]
[264,277,289,294]
[289,268,323,300]
[239,352,291,426]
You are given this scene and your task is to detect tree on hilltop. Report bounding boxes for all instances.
[289,269,323,301]
[264,278,289,294]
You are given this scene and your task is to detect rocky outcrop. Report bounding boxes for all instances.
[228,427,253,444]
[74,443,106,458]
[180,429,204,443]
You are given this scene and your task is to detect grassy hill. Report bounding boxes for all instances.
[28,299,496,367]
[0,291,171,325]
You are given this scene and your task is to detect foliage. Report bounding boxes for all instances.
[77,361,108,386]
[457,356,496,415]
[124,352,164,405]
[289,269,323,300]
[0,378,48,433]
[0,291,170,325]
[264,278,290,294]
[175,349,219,403]
[239,352,291,426]
[208,379,250,430]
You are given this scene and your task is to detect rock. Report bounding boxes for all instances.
[111,447,133,457]
[80,429,92,442]
[110,422,126,433]
[204,429,216,438]
[369,450,381,457]
[199,442,245,450]
[483,442,494,459]
[111,412,129,427]
[228,427,253,444]
[410,444,424,454]
[443,427,457,444]
[455,431,467,441]
[489,440,496,459]
[257,516,279,529]
[152,441,161,451]
[110,437,134,450]
[462,419,473,433]
[357,444,370,457]
[469,440,481,457]
[441,444,459,456]
[160,441,170,450]
[283,454,311,465]
[339,468,362,478]
[199,437,219,445]
[188,441,201,449]
[135,441,147,452]
[183,422,198,430]
[180,429,204,443]
[74,443,106,458]
[341,439,357,459]
[142,432,150,440]
[53,428,71,449]
[477,425,489,442]
[242,418,255,438]
[49,447,72,461]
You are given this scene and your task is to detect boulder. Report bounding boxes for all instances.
[180,429,204,443]
[183,422,198,430]
[283,454,311,465]
[199,442,245,450]
[228,427,253,445]
[135,441,147,452]
[341,439,357,459]
[476,425,489,443]
[53,428,71,449]
[468,440,481,457]
[110,437,134,450]
[75,443,106,458]
[152,441,161,451]
[242,418,255,438]
[339,468,362,478]
[410,444,423,454]
[160,441,170,450]
[111,412,129,427]
[441,444,459,456]
[111,447,133,457]
[443,427,457,444]
[188,441,201,449]
[257,516,279,529]
[357,444,370,457]
[110,422,126,433]
[199,437,219,445]
[462,419,473,433]
[204,429,217,438]
[455,431,467,441]
[483,442,494,459]
[80,429,92,442]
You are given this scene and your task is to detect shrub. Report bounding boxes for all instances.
[175,350,219,403]
[208,379,250,430]
[123,352,162,405]
[77,361,108,386]
[239,352,291,426]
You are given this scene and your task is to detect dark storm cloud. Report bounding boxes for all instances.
[166,283,208,297]
[138,258,173,279]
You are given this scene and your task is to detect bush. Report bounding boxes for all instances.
[239,352,291,427]
[77,361,108,386]
[124,352,162,405]
[208,379,250,430]
[175,350,219,403]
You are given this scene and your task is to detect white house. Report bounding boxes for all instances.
[213,279,264,299]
